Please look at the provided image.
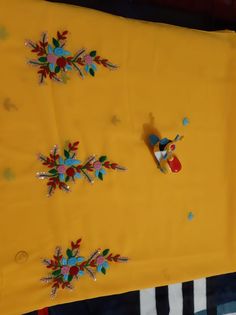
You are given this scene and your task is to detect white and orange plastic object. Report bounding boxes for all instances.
[149,134,183,173]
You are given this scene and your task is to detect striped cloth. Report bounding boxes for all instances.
[26,272,236,315]
[141,273,236,315]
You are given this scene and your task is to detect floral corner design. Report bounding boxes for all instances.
[41,239,128,298]
[37,141,126,196]
[25,31,118,84]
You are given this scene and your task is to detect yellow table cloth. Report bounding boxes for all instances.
[1,0,236,314]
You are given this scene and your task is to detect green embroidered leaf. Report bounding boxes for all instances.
[49,169,57,174]
[90,50,96,57]
[53,37,60,48]
[89,68,95,77]
[55,65,60,73]
[52,269,61,277]
[102,249,109,256]
[38,57,47,63]
[98,172,103,181]
[68,275,73,282]
[66,249,73,258]
[99,156,107,163]
[101,267,106,275]
[65,176,70,182]
[64,150,70,159]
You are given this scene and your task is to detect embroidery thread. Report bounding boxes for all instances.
[25,31,118,84]
[41,238,128,298]
[37,141,126,196]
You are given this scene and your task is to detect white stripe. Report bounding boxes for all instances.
[194,278,207,313]
[169,283,183,315]
[140,288,157,315]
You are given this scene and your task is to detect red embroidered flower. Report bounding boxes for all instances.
[69,266,79,276]
[57,57,67,68]
[66,167,75,177]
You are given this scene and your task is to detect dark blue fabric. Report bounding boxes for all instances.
[25,291,140,315]
[155,286,170,315]
[49,291,140,315]
[46,0,236,31]
[182,281,194,315]
[207,272,236,307]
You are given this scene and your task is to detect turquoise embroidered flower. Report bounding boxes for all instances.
[84,51,97,77]
[68,257,77,266]
[57,157,81,181]
[61,258,67,266]
[47,44,72,72]
[61,256,84,266]
[93,161,106,180]
[68,257,84,265]
[96,255,109,273]
[78,270,85,276]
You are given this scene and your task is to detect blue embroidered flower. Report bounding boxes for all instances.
[77,257,84,263]
[47,44,72,72]
[84,53,97,77]
[78,270,85,276]
[68,257,77,266]
[61,258,68,266]
[57,157,81,181]
[93,161,106,180]
[96,255,109,273]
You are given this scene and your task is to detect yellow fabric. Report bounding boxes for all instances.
[1,0,236,314]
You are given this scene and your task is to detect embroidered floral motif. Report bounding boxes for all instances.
[41,239,128,298]
[37,141,126,196]
[25,31,118,84]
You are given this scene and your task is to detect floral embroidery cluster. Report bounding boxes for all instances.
[41,239,128,298]
[37,141,126,196]
[25,31,118,84]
